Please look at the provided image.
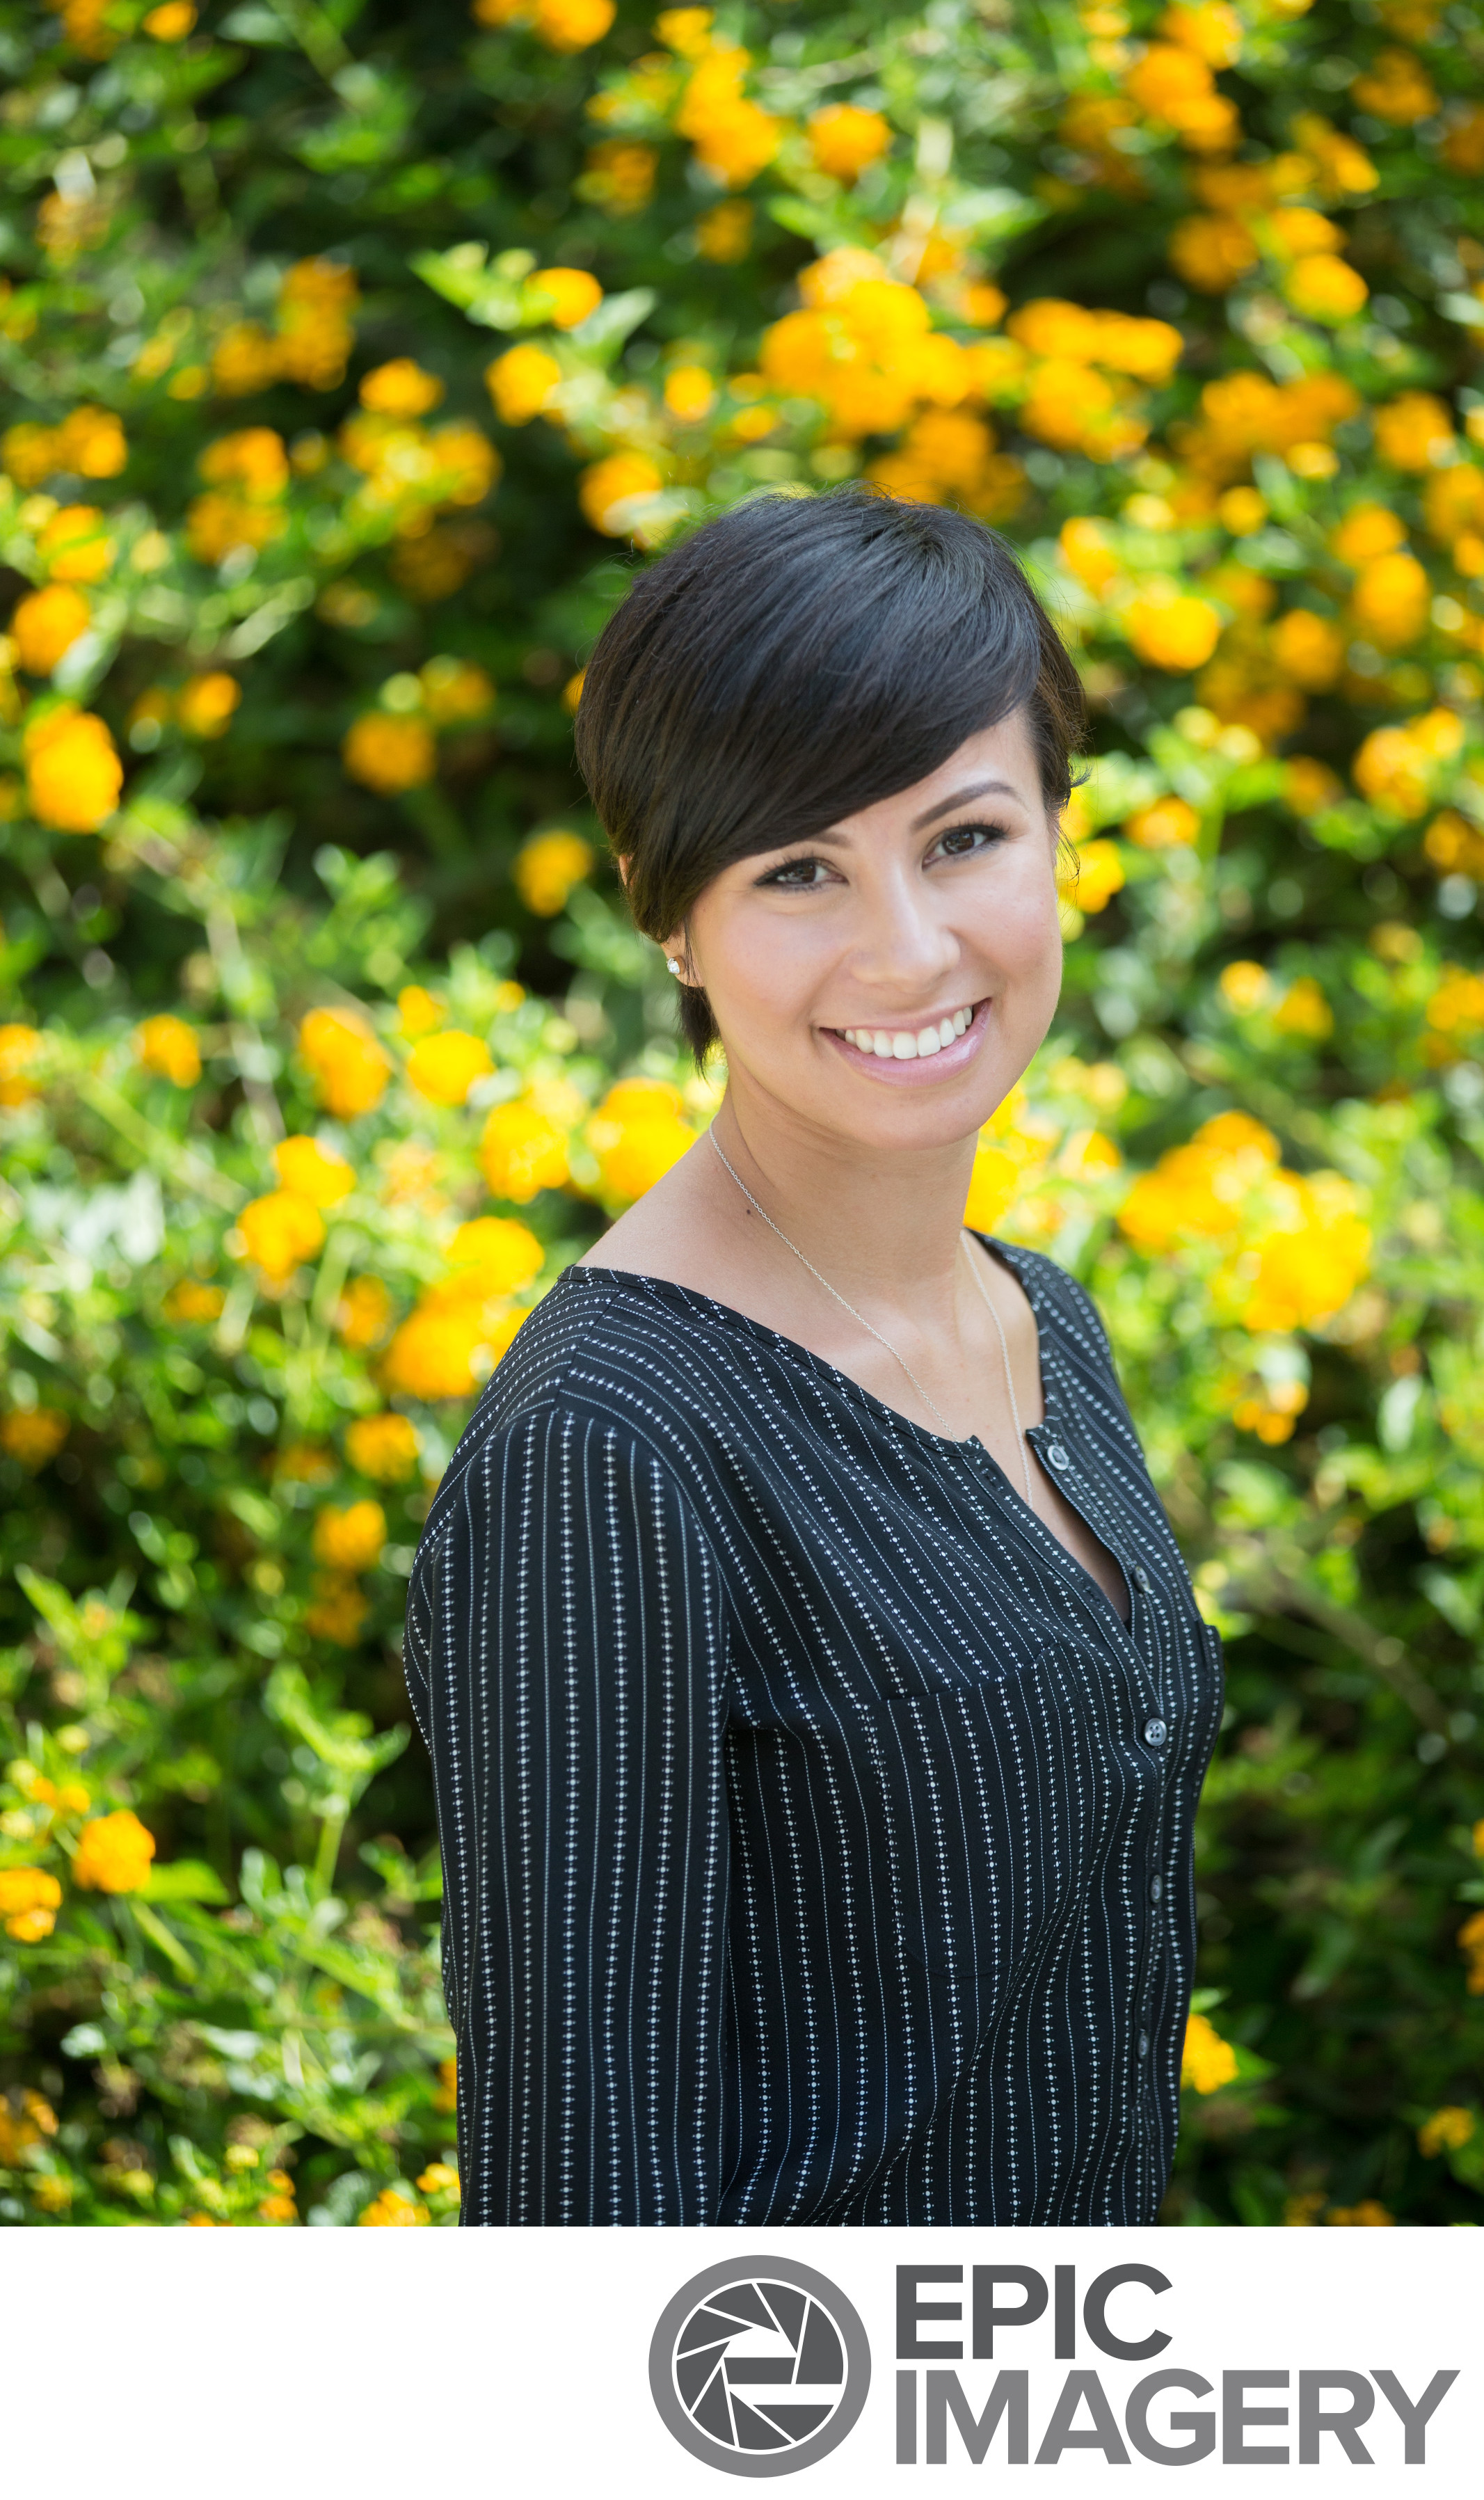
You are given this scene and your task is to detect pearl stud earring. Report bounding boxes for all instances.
[666,957,682,976]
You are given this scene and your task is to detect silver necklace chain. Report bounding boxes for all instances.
[708,1129,1037,1506]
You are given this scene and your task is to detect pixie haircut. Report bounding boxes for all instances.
[574,486,1086,1060]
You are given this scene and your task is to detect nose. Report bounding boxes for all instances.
[847,860,959,999]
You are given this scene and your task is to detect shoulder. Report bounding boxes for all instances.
[415,1266,748,1549]
[986,1239,1119,1380]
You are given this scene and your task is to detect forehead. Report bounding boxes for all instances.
[820,710,1043,844]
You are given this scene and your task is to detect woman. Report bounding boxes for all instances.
[404,489,1224,2227]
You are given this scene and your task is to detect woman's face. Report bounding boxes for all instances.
[674,709,1065,1155]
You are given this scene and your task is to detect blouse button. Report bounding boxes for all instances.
[1149,1874,1163,1903]
[1143,1717,1168,1747]
[1047,1443,1071,1470]
[1133,1564,1151,1592]
[1137,2031,1150,2058]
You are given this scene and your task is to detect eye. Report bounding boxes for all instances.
[929,820,1009,863]
[756,854,838,889]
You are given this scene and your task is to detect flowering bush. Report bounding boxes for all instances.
[1,0,1483,2228]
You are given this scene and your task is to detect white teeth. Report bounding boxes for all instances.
[838,1009,977,1060]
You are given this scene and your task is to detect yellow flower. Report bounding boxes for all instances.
[445,1216,545,1296]
[420,657,494,724]
[1331,504,1405,566]
[142,1,196,34]
[360,358,445,417]
[695,200,753,262]
[808,104,891,182]
[235,1190,326,1283]
[343,712,436,795]
[1350,550,1430,647]
[0,2089,58,2164]
[578,452,664,537]
[529,266,603,329]
[1418,2105,1475,2158]
[416,2162,461,2197]
[1120,1110,1280,1250]
[0,1024,41,1107]
[1124,40,1238,151]
[1273,977,1334,1040]
[38,504,114,583]
[1424,811,1484,877]
[588,1079,695,1204]
[304,1575,369,1644]
[1059,516,1119,592]
[176,673,241,738]
[135,1015,201,1087]
[358,2188,430,2225]
[1230,1172,1371,1333]
[382,1301,522,1399]
[164,1280,225,1323]
[24,706,123,831]
[1354,710,1462,816]
[1327,2200,1395,2226]
[1283,253,1368,322]
[312,1499,387,1573]
[73,1809,157,1895]
[676,42,782,187]
[1181,2009,1239,2093]
[1124,589,1222,672]
[0,1866,61,1942]
[481,1098,571,1202]
[484,344,561,424]
[1219,960,1271,1012]
[1126,795,1199,850]
[299,1006,392,1117]
[1426,965,1484,1040]
[1443,103,1484,173]
[664,365,717,422]
[346,1414,420,1482]
[10,584,90,675]
[1351,45,1437,122]
[1373,390,1453,472]
[398,985,443,1037]
[335,1275,394,1348]
[1158,1,1243,67]
[406,1028,493,1105]
[1168,213,1258,294]
[579,141,657,214]
[1270,609,1344,690]
[273,1136,354,1205]
[514,828,594,916]
[1064,837,1126,914]
[1283,757,1342,818]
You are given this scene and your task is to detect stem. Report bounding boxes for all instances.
[312,1799,349,1900]
[77,1072,242,1211]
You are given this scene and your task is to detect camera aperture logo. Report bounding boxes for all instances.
[650,2257,872,2477]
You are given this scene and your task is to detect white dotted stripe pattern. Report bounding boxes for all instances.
[404,1239,1224,2227]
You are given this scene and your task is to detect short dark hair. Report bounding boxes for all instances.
[573,486,1086,1060]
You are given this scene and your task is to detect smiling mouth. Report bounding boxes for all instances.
[833,1003,980,1062]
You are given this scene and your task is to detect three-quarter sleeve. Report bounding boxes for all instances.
[404,1403,732,2224]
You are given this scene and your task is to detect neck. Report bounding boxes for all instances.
[712,1075,980,1323]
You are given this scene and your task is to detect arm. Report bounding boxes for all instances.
[406,1404,731,2224]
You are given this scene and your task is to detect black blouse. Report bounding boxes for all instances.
[403,1240,1224,2228]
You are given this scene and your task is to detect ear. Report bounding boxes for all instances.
[614,854,631,890]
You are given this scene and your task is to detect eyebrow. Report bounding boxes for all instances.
[911,777,1021,830]
[759,774,1027,860]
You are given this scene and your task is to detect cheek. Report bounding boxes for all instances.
[691,895,833,1022]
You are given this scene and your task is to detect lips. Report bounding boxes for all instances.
[821,998,991,1083]
[838,1005,974,1062]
